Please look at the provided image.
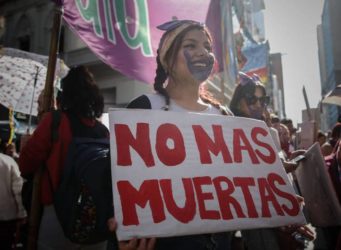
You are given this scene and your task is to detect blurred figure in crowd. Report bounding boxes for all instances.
[229,72,314,250]
[316,130,327,146]
[271,114,281,130]
[281,118,297,138]
[321,138,341,250]
[281,118,297,152]
[276,123,294,159]
[316,130,327,148]
[0,135,26,250]
[321,123,341,157]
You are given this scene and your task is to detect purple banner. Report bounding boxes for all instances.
[62,0,224,84]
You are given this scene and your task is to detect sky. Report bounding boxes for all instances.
[263,0,324,126]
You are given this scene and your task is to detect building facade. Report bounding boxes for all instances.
[0,0,153,113]
[318,0,341,129]
[269,53,286,119]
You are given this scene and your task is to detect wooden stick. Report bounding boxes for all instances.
[27,6,63,250]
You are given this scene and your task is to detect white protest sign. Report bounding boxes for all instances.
[109,110,306,240]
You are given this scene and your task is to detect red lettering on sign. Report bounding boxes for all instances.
[233,129,260,164]
[193,176,221,220]
[268,173,300,216]
[258,178,285,217]
[115,123,155,167]
[192,125,233,164]
[251,127,276,164]
[213,176,246,220]
[233,177,258,218]
[117,180,165,225]
[156,123,186,166]
[117,177,297,225]
[159,178,196,223]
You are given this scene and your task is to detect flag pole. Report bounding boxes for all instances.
[27,5,63,250]
[27,66,40,135]
[302,85,312,121]
[42,7,63,112]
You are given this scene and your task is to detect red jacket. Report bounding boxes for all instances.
[19,112,108,205]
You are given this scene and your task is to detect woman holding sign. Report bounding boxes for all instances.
[121,19,233,250]
[229,72,314,250]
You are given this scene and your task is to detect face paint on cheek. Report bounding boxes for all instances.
[184,49,214,81]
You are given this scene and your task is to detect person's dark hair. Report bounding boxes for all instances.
[317,130,326,139]
[154,50,170,109]
[271,114,280,124]
[326,123,341,149]
[229,72,267,117]
[281,118,293,125]
[154,23,217,110]
[331,123,341,139]
[60,66,104,119]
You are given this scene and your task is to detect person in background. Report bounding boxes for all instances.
[320,138,341,250]
[321,123,341,157]
[229,72,314,250]
[316,130,327,148]
[276,123,293,159]
[19,66,109,250]
[0,135,27,250]
[229,73,299,172]
[119,19,233,250]
[270,114,281,130]
[281,119,297,140]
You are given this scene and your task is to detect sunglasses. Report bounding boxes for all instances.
[245,95,270,107]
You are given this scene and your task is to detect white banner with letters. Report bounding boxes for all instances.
[109,109,306,240]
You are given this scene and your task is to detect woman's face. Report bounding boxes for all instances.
[279,125,290,144]
[239,86,266,120]
[171,29,215,83]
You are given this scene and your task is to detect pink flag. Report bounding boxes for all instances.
[60,0,229,84]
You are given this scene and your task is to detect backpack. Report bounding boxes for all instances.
[52,112,114,244]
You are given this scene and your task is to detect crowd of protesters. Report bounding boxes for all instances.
[1,18,341,250]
